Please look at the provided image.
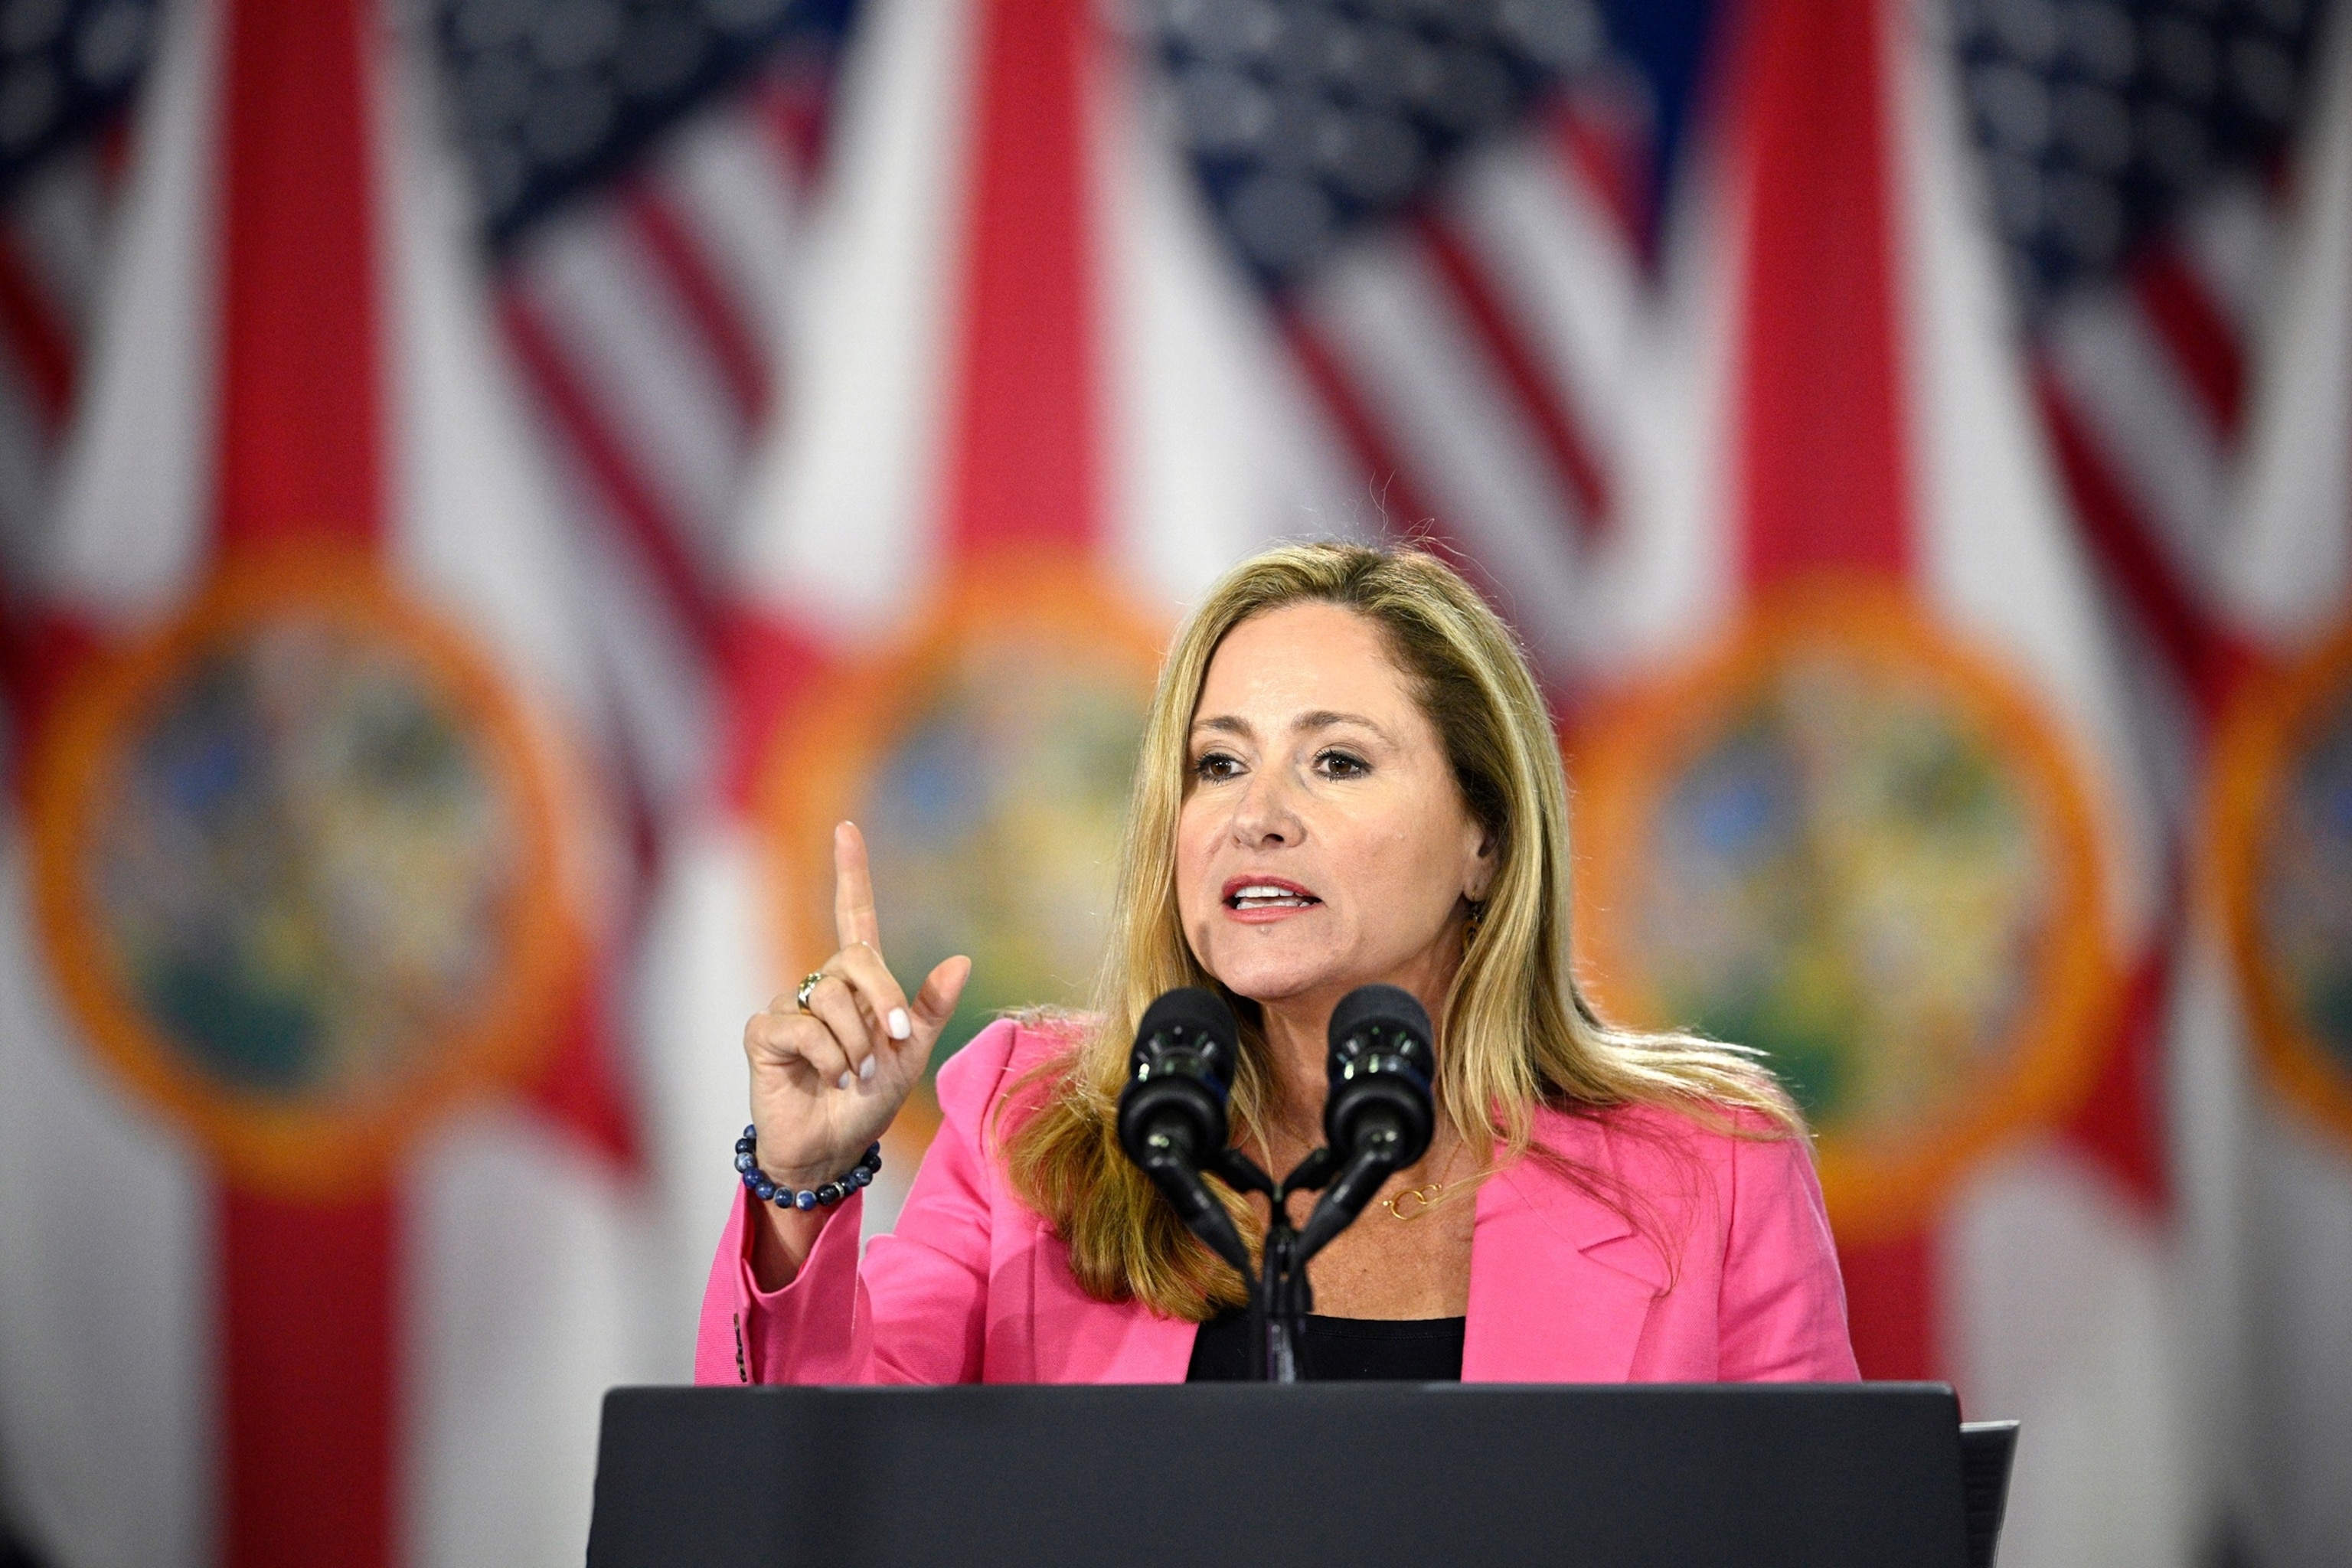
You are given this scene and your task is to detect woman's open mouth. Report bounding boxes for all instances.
[1223,877,1322,916]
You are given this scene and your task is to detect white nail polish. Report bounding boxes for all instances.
[837,1070,854,1091]
[859,1057,877,1082]
[887,1008,911,1040]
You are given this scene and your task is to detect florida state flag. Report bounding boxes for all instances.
[0,1,650,1563]
[1561,0,2180,1560]
[646,0,1316,1238]
[2196,11,2352,1555]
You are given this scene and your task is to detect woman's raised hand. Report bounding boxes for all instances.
[743,822,972,1200]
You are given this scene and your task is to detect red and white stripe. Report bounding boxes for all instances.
[648,0,1377,1240]
[1245,12,2264,1556]
[0,35,835,844]
[1463,1,2181,1561]
[1274,87,1652,680]
[2036,209,2274,714]
[0,139,119,604]
[491,59,836,834]
[0,3,680,1564]
[2178,11,2352,1557]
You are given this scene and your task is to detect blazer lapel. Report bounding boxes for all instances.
[1462,1124,1667,1383]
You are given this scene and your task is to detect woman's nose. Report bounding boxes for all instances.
[1229,769,1304,846]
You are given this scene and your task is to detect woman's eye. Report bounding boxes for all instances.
[1193,751,1243,782]
[1315,750,1369,778]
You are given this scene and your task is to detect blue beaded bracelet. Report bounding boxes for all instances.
[736,1125,881,1211]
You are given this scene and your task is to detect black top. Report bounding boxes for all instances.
[1184,1308,1466,1382]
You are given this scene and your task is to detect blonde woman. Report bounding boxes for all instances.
[699,543,1857,1384]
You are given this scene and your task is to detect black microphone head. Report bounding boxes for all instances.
[1324,984,1436,1167]
[1129,985,1240,1076]
[1328,984,1432,1060]
[1117,986,1240,1174]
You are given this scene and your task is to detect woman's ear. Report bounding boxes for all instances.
[1464,826,1498,902]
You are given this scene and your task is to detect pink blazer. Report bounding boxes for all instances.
[697,1019,1859,1385]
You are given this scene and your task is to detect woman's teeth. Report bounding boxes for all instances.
[1230,885,1317,910]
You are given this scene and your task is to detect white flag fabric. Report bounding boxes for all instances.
[0,1,672,1563]
[2191,9,2352,1560]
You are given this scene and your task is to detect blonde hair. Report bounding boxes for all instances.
[1001,541,1800,1319]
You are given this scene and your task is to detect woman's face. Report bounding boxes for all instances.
[1177,603,1494,1017]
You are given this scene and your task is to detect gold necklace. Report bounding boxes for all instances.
[1379,1143,1463,1221]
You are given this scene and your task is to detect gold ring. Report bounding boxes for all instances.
[795,970,829,1013]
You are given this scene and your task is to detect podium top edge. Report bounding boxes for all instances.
[601,1381,1965,1401]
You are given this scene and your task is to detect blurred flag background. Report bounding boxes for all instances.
[0,0,2347,1565]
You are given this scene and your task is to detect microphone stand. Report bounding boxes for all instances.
[1210,1148,1335,1383]
[1142,985,1431,1383]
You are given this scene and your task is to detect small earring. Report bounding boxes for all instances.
[1465,900,1487,935]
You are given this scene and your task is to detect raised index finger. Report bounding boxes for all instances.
[833,820,884,956]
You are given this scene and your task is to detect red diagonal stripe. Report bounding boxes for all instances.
[622,183,773,428]
[0,611,101,803]
[1279,309,1442,537]
[0,229,76,433]
[719,605,829,812]
[1279,307,1512,608]
[1413,209,1613,534]
[753,60,831,188]
[1729,0,1931,1382]
[2032,359,2258,715]
[522,978,642,1168]
[2060,875,2181,1210]
[2129,247,2246,446]
[1547,90,1651,262]
[496,283,721,652]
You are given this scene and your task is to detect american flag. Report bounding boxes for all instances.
[438,0,860,823]
[0,0,862,824]
[0,0,151,595]
[2,0,2326,926]
[1129,0,2328,1237]
[1135,0,1714,682]
[1955,0,2334,1240]
[1138,0,2335,717]
[1952,0,2331,724]
[0,0,2330,810]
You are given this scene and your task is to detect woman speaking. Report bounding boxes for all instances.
[697,543,1857,1384]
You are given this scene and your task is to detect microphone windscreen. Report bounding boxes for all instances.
[1132,986,1240,1069]
[1328,984,1432,1057]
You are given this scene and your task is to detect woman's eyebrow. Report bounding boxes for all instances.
[1191,710,1392,740]
[1293,709,1390,739]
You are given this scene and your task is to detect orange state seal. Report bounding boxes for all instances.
[2209,618,2352,1151]
[27,548,583,1196]
[755,558,1168,1148]
[1567,580,2118,1241]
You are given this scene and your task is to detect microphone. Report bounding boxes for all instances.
[1117,987,1252,1278]
[1296,985,1436,1261]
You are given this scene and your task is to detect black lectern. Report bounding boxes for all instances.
[587,1383,2015,1568]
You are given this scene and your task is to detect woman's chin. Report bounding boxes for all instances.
[1203,952,1344,1009]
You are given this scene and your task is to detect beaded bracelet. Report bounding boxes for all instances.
[735,1125,882,1212]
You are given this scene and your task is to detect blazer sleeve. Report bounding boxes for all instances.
[1715,1123,1861,1381]
[693,1019,1026,1387]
